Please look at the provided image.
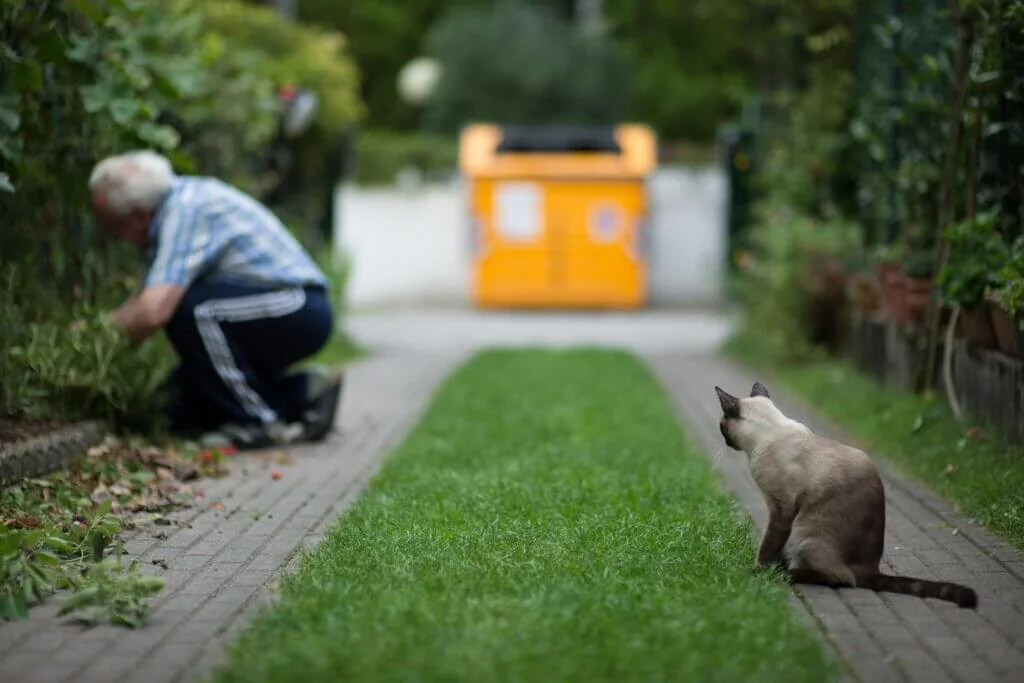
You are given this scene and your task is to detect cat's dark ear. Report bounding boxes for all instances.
[750,382,770,399]
[715,386,740,418]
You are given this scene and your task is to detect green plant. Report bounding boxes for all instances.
[735,202,862,361]
[937,211,1010,309]
[0,488,131,623]
[0,436,232,623]
[58,557,166,628]
[353,128,458,186]
[6,308,176,430]
[990,235,1024,325]
[200,1,361,136]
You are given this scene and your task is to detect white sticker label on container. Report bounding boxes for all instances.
[589,203,623,242]
[494,182,542,242]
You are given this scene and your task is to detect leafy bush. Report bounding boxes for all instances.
[421,1,634,133]
[937,212,1010,310]
[353,129,458,186]
[734,202,862,361]
[200,2,362,136]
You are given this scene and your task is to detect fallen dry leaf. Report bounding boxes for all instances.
[271,469,282,481]
[944,463,958,475]
[208,501,226,511]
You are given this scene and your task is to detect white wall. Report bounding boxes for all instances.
[334,166,728,310]
[335,180,470,309]
[646,167,729,306]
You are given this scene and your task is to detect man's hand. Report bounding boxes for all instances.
[109,283,185,344]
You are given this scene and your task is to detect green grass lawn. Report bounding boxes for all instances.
[210,349,839,683]
[724,332,1024,550]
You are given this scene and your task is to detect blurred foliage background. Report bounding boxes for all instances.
[2,0,1021,428]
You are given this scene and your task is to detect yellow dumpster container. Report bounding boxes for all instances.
[459,123,657,309]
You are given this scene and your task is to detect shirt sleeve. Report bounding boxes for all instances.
[144,183,225,288]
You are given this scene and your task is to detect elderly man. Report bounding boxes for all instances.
[89,150,343,450]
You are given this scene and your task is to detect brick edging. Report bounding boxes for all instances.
[0,420,106,485]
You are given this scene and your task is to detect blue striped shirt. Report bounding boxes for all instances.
[144,176,328,290]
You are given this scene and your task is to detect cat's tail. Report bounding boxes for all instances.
[863,573,978,609]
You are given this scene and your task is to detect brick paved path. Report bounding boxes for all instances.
[0,350,465,683]
[647,352,1024,683]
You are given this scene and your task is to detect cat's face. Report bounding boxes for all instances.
[715,382,772,451]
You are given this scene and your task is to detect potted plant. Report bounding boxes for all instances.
[987,236,1024,357]
[872,241,904,284]
[902,248,935,325]
[841,252,877,313]
[936,212,1010,349]
[872,242,908,323]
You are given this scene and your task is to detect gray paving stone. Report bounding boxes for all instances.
[646,352,1024,683]
[0,350,464,683]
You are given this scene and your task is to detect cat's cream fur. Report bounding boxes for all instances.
[716,382,978,609]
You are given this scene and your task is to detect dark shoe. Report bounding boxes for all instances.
[199,421,302,452]
[301,370,344,442]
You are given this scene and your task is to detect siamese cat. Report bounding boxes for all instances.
[715,382,978,609]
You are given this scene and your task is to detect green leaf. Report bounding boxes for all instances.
[65,34,97,64]
[0,592,28,621]
[43,536,76,554]
[12,61,43,92]
[111,611,141,628]
[135,122,180,150]
[37,33,68,64]
[109,98,141,125]
[0,93,20,131]
[89,532,106,562]
[79,84,110,114]
[911,414,925,433]
[57,585,101,615]
[69,0,105,24]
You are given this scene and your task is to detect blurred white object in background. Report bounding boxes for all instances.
[397,57,443,106]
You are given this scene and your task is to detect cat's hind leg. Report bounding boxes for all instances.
[788,540,857,588]
[786,568,847,588]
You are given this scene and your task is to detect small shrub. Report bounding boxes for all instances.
[353,129,458,186]
[937,211,1010,310]
[735,202,862,361]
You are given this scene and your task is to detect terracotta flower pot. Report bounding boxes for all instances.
[989,301,1021,357]
[848,272,880,312]
[959,303,998,349]
[904,277,932,325]
[883,270,911,324]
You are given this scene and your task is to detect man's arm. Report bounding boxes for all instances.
[110,182,221,344]
[110,283,186,344]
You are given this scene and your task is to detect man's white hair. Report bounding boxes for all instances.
[88,150,177,216]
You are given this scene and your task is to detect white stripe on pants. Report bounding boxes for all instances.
[194,287,307,424]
